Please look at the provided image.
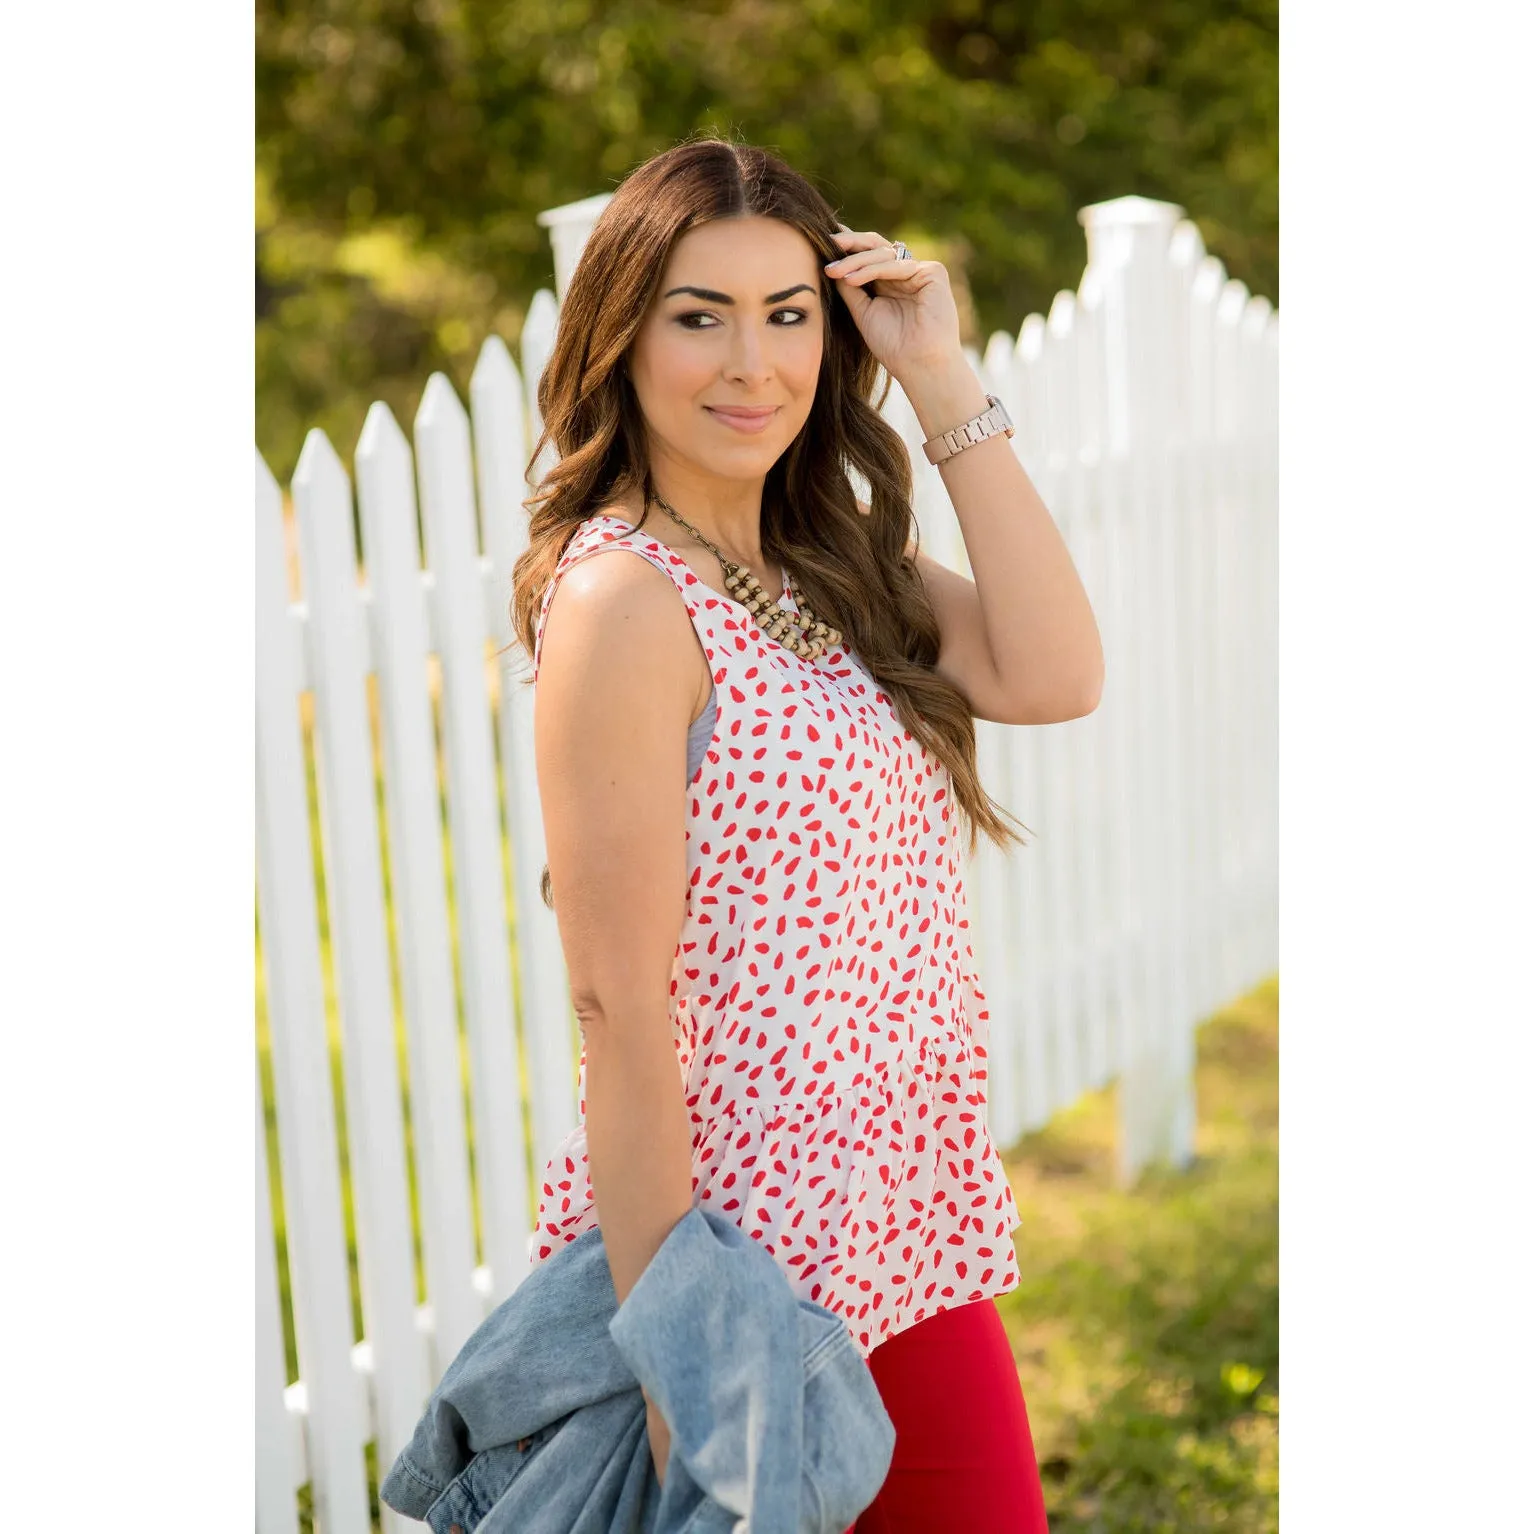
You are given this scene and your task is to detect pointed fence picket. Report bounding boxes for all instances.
[1058,278,1115,1102]
[350,406,481,1378]
[414,377,530,1318]
[290,432,426,1534]
[469,337,581,1224]
[255,192,1277,1528]
[1188,252,1228,1024]
[256,449,373,1534]
[1040,291,1089,1112]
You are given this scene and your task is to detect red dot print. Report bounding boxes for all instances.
[524,514,1024,1359]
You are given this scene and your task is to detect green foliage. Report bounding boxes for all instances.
[999,979,1279,1532]
[256,0,1276,481]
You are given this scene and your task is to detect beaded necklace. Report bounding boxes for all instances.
[648,490,843,662]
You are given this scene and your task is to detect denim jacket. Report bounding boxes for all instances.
[379,1204,896,1533]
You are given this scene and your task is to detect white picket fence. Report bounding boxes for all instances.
[255,192,1277,1533]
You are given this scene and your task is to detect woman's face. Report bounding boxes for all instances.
[626,215,827,483]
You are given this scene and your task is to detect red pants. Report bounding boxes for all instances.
[845,1298,1050,1533]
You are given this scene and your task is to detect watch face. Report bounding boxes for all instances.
[988,395,1014,429]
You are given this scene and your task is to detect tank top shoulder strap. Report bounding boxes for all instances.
[532,512,736,683]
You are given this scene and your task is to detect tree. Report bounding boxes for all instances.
[256,0,1276,479]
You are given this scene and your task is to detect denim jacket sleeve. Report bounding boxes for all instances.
[609,1209,805,1533]
[609,1207,894,1534]
[380,1206,894,1534]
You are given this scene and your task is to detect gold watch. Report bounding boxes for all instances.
[921,393,1016,465]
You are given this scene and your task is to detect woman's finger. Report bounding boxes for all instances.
[829,226,893,257]
[825,243,906,278]
[831,256,929,287]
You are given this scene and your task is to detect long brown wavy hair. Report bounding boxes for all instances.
[510,137,1030,909]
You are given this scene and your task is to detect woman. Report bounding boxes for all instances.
[511,138,1103,1532]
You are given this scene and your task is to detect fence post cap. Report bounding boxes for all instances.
[534,192,614,229]
[1077,195,1184,230]
[536,193,615,303]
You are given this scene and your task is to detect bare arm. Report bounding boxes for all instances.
[864,352,1105,725]
[858,492,1101,727]
[534,548,703,1480]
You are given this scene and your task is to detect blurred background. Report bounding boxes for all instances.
[257,5,1277,1531]
[256,0,1276,484]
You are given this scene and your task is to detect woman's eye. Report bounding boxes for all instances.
[676,310,808,330]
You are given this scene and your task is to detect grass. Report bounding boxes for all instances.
[997,978,1279,1533]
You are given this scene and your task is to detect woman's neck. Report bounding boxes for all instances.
[642,463,766,565]
[606,487,787,601]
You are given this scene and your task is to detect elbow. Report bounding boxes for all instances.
[571,989,668,1045]
[572,993,621,1041]
[991,669,1103,726]
[998,641,1104,725]
[1037,665,1103,724]
[1063,621,1107,719]
[1067,639,1106,718]
[570,986,616,1041]
[1072,662,1105,718]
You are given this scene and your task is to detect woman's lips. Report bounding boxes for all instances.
[705,406,779,434]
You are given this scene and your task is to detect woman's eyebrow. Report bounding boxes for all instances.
[662,283,817,304]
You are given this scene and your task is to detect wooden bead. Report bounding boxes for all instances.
[720,549,837,659]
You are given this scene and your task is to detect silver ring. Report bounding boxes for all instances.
[892,241,911,261]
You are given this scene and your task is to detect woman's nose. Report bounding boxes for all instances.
[725,336,771,382]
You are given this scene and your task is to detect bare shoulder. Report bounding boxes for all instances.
[533,526,699,1015]
[537,533,709,721]
[540,538,694,686]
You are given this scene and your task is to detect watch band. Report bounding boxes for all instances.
[921,393,1016,465]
